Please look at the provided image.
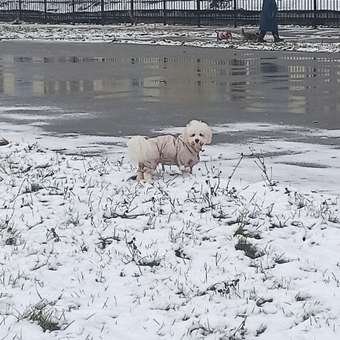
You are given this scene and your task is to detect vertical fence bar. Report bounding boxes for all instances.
[44,0,47,23]
[233,0,237,27]
[101,0,105,24]
[18,0,22,21]
[313,0,317,28]
[197,0,201,27]
[72,0,75,24]
[163,0,167,25]
[130,0,134,24]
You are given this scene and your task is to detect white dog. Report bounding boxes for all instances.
[128,120,212,181]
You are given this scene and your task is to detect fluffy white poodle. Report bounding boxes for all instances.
[128,120,212,181]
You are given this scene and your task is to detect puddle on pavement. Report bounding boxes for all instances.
[0,42,340,143]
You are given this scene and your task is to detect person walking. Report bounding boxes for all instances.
[258,0,283,42]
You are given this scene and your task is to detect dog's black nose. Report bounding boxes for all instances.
[195,138,200,143]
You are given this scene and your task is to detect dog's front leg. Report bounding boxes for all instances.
[179,165,186,173]
[179,165,192,175]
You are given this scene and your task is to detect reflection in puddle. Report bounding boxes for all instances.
[1,47,340,132]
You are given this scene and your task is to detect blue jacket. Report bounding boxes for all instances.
[260,0,278,32]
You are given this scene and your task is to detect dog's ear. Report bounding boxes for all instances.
[182,121,192,140]
[182,120,201,138]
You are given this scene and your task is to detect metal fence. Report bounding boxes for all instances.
[0,0,340,26]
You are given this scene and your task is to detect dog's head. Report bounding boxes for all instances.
[182,120,212,152]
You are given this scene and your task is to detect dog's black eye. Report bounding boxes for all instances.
[199,133,204,137]
[191,134,195,137]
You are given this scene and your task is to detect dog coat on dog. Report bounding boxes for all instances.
[130,135,200,173]
[128,120,212,181]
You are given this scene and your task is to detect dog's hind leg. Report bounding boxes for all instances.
[144,168,154,182]
[136,163,144,182]
[144,160,159,182]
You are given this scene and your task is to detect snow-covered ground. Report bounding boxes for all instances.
[1,20,340,340]
[1,23,340,53]
[0,119,340,339]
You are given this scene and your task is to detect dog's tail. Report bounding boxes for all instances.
[127,136,153,163]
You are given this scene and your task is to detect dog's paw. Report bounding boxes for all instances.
[179,165,192,174]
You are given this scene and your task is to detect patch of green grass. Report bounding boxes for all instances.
[23,301,62,332]
[235,237,264,259]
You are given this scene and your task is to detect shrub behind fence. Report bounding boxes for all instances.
[0,0,340,26]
